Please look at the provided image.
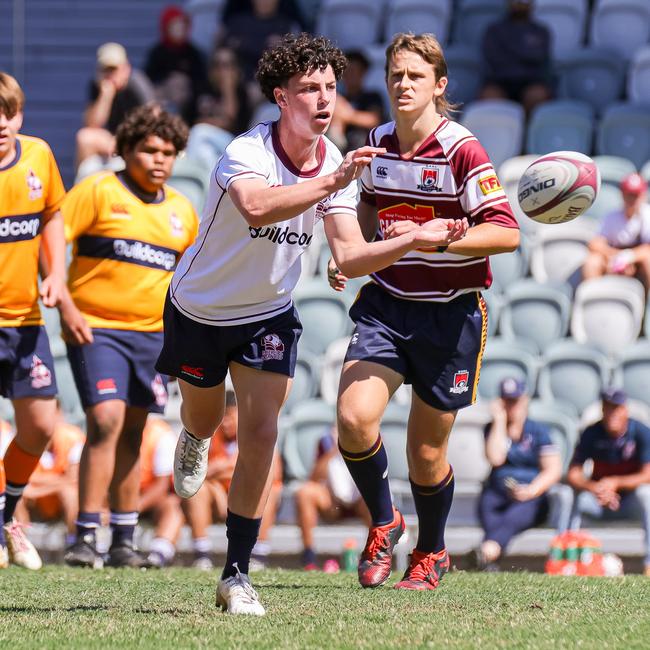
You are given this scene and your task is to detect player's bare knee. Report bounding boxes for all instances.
[86,409,123,446]
[337,405,378,447]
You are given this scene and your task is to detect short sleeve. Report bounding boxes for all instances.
[534,423,558,456]
[635,421,650,464]
[322,179,358,219]
[451,139,518,228]
[359,132,376,206]
[215,136,271,191]
[61,176,100,242]
[43,146,66,219]
[598,211,619,243]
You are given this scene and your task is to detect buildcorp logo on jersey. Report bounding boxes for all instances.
[113,239,177,270]
[249,225,313,246]
[0,215,40,241]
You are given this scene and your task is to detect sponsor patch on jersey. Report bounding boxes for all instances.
[478,174,502,195]
[248,225,313,247]
[376,165,388,179]
[26,169,43,200]
[96,378,117,395]
[315,196,332,220]
[449,370,469,395]
[0,214,41,242]
[30,354,52,389]
[378,203,435,233]
[261,333,285,361]
[417,165,443,192]
[169,211,184,237]
[151,373,168,406]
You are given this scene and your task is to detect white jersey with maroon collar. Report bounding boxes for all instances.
[359,118,518,302]
[169,121,357,326]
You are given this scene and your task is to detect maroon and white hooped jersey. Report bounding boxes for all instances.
[359,118,518,302]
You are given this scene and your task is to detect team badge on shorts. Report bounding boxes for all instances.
[30,354,52,389]
[151,374,168,407]
[261,334,284,361]
[97,378,118,395]
[449,370,470,395]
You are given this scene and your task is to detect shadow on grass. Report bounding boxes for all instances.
[0,605,107,613]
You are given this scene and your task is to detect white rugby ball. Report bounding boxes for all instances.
[517,151,601,224]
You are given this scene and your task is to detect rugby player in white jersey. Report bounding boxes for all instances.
[156,33,469,616]
[329,33,520,591]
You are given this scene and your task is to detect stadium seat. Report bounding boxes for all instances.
[444,45,484,108]
[248,102,281,129]
[167,157,211,213]
[315,0,382,50]
[74,154,126,184]
[533,0,588,59]
[489,234,529,294]
[385,0,452,44]
[283,349,321,414]
[628,46,650,105]
[293,280,352,355]
[529,223,591,286]
[593,155,638,187]
[538,339,612,414]
[448,403,491,487]
[589,0,650,62]
[379,402,410,483]
[617,340,650,409]
[596,103,650,171]
[451,0,507,52]
[477,337,539,401]
[587,184,621,222]
[53,356,85,428]
[319,336,350,405]
[281,399,335,481]
[525,100,594,156]
[461,99,525,170]
[186,123,234,172]
[360,45,391,116]
[556,48,626,114]
[499,279,572,353]
[570,276,645,356]
[527,400,579,471]
[185,0,225,53]
[482,289,501,337]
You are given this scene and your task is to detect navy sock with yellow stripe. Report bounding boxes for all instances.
[410,466,455,554]
[339,435,393,526]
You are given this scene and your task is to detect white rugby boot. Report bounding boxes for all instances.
[173,428,211,498]
[216,564,266,616]
[4,520,43,570]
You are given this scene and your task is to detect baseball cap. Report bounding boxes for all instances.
[601,386,627,406]
[97,42,127,69]
[620,173,648,195]
[499,377,527,399]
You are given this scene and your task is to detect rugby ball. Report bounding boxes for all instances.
[517,151,600,224]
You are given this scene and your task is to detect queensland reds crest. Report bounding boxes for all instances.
[261,333,285,361]
[449,370,470,394]
[417,165,442,193]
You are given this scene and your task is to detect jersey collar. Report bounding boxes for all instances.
[0,138,21,172]
[271,121,326,178]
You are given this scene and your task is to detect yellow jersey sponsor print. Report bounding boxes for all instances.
[0,135,66,327]
[62,172,199,332]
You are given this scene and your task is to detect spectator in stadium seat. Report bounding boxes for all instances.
[138,416,184,568]
[60,106,199,569]
[180,391,282,570]
[13,403,84,549]
[327,50,385,153]
[221,0,299,85]
[0,72,67,571]
[564,388,650,577]
[193,46,252,136]
[479,0,553,115]
[582,173,650,292]
[144,5,206,125]
[295,423,369,570]
[76,43,155,168]
[472,378,562,571]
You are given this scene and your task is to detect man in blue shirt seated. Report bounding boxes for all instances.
[567,387,650,576]
[473,377,562,570]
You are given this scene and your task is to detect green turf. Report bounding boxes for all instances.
[1,567,649,649]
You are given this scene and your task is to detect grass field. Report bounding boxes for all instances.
[1,567,649,649]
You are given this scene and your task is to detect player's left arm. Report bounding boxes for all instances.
[443,221,519,256]
[139,475,172,512]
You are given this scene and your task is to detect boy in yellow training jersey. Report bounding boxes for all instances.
[59,105,198,568]
[0,72,67,570]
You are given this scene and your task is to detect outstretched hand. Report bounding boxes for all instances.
[333,146,386,189]
[385,217,469,249]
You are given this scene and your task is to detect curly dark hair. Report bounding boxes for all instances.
[115,104,189,158]
[256,33,347,104]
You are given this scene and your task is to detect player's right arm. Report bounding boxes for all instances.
[227,146,385,228]
[84,78,116,128]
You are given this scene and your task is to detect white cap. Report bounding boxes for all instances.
[97,42,127,68]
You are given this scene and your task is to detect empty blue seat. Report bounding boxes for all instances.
[589,0,650,62]
[526,100,594,155]
[533,0,588,59]
[596,103,650,171]
[557,48,626,114]
[444,45,483,107]
[451,0,507,51]
[628,46,650,105]
[316,0,382,50]
[385,0,452,44]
